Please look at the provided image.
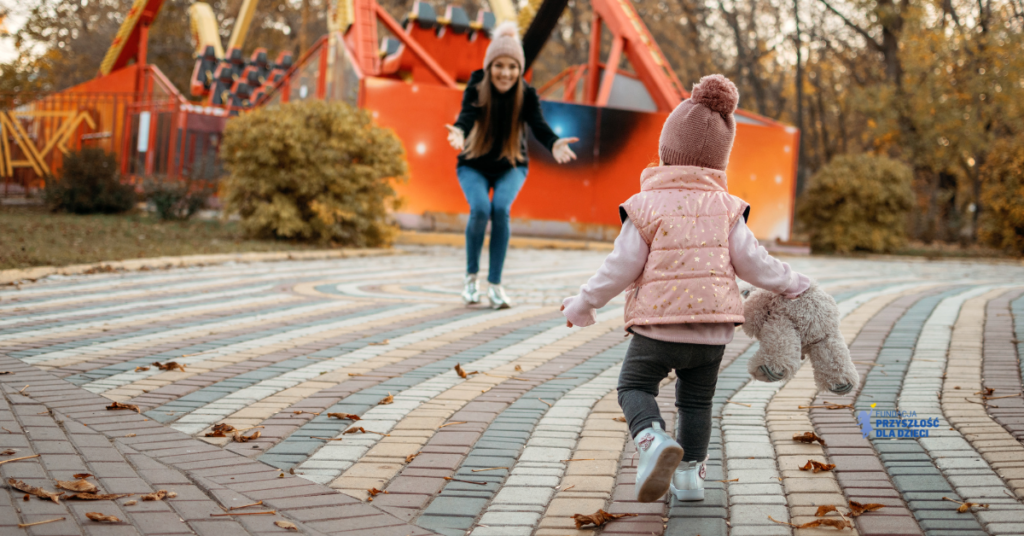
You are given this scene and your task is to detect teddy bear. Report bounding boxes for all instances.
[741,282,859,394]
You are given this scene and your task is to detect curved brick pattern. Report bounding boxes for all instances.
[900,287,1024,536]
[169,306,531,436]
[320,314,624,495]
[725,285,918,536]
[467,365,622,536]
[815,286,963,536]
[414,342,629,535]
[151,307,541,429]
[2,249,1023,535]
[766,288,925,536]
[219,308,557,458]
[984,291,1024,443]
[263,312,581,476]
[941,289,1024,531]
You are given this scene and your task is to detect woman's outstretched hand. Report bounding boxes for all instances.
[552,137,579,164]
[444,124,465,151]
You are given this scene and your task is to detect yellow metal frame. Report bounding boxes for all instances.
[227,0,260,52]
[189,2,225,58]
[0,111,98,178]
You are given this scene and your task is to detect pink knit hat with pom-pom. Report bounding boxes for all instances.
[659,74,739,171]
[484,22,525,69]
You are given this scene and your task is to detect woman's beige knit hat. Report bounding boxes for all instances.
[484,22,525,69]
[659,74,740,171]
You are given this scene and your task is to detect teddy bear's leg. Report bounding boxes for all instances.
[747,314,803,383]
[808,336,860,394]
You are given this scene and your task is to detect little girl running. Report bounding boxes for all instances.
[561,74,809,503]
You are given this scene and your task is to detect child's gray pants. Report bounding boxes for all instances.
[617,333,725,462]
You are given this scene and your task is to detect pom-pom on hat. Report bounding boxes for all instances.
[484,21,525,70]
[658,74,740,171]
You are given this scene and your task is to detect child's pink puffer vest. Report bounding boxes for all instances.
[620,166,750,330]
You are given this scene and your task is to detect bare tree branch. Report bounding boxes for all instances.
[815,0,883,52]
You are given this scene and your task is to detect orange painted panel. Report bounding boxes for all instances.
[363,76,797,241]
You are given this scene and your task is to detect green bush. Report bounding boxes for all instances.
[46,148,136,214]
[979,137,1024,255]
[219,100,407,247]
[142,176,213,221]
[798,154,915,254]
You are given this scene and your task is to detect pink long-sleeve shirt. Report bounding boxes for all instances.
[561,217,810,345]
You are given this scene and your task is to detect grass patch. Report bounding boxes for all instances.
[0,205,320,270]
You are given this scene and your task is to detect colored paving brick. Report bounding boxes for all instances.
[0,248,1022,535]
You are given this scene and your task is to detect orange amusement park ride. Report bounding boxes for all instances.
[7,0,800,243]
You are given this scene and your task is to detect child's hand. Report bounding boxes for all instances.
[560,305,574,327]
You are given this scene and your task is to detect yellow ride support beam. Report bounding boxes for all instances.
[189,2,225,58]
[227,0,260,52]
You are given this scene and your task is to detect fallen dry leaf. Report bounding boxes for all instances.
[134,366,150,372]
[799,460,837,473]
[815,505,839,517]
[612,416,627,423]
[233,430,261,443]
[368,339,390,346]
[124,500,137,506]
[152,361,186,372]
[793,432,827,446]
[327,413,360,421]
[66,493,132,501]
[515,365,522,371]
[848,500,886,517]
[274,520,298,531]
[7,478,62,503]
[205,423,237,438]
[56,480,98,493]
[572,509,638,529]
[72,474,93,480]
[85,512,121,523]
[106,401,140,413]
[0,449,15,455]
[141,490,176,501]
[770,515,852,530]
[406,453,419,463]
[976,387,996,396]
[378,393,394,405]
[367,487,384,497]
[455,363,468,378]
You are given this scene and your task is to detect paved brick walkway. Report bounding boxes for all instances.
[0,246,1023,535]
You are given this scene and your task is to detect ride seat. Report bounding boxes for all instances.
[404,1,437,30]
[189,45,220,97]
[209,64,236,106]
[274,51,294,72]
[442,5,471,35]
[474,11,496,34]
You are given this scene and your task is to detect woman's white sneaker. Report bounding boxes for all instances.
[670,455,708,501]
[633,423,684,502]
[461,274,481,304]
[487,284,512,309]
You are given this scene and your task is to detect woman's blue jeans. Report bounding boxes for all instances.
[456,166,527,285]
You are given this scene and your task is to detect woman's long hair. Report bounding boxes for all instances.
[463,68,525,164]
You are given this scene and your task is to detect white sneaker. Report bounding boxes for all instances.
[670,455,708,501]
[461,274,481,304]
[633,422,684,502]
[487,284,512,309]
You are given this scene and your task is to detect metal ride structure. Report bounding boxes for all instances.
[6,0,799,242]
